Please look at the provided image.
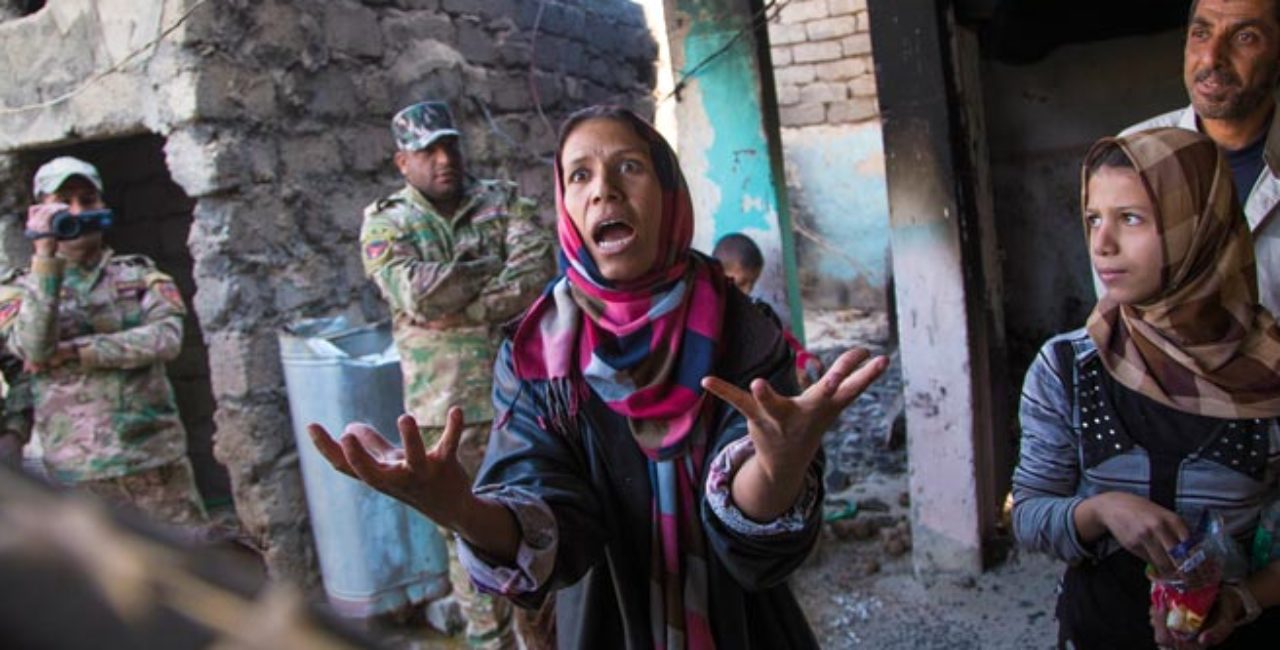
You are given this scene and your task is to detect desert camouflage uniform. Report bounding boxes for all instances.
[2,249,204,526]
[360,180,555,429]
[361,180,554,649]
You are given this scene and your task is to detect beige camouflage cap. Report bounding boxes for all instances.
[32,156,103,198]
[391,101,461,152]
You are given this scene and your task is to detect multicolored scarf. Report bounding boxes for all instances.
[512,107,725,649]
[1083,127,1280,419]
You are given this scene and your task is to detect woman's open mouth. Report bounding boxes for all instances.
[592,219,637,254]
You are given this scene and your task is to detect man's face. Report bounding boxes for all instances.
[395,137,464,205]
[1184,0,1280,121]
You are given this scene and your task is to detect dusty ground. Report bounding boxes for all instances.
[793,308,1060,649]
[792,471,1060,649]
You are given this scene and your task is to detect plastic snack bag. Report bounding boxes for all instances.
[1147,512,1236,641]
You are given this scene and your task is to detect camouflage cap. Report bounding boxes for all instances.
[391,101,461,152]
[32,156,103,198]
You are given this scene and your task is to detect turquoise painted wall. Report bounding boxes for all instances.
[673,0,805,337]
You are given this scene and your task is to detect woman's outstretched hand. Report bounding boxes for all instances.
[702,347,889,521]
[307,407,472,527]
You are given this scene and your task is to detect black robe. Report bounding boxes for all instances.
[468,289,822,649]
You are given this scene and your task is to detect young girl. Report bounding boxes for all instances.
[310,105,887,649]
[1012,127,1280,649]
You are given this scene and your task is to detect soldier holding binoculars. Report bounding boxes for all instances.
[0,156,206,528]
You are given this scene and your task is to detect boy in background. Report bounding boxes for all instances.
[711,233,824,387]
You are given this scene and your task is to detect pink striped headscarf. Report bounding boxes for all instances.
[512,106,725,649]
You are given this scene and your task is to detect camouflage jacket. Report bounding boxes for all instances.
[3,249,187,483]
[360,180,555,426]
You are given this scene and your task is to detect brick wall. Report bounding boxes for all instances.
[768,0,877,128]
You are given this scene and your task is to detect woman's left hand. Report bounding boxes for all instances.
[702,347,888,489]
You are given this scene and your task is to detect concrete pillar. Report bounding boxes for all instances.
[660,0,805,339]
[867,0,1010,577]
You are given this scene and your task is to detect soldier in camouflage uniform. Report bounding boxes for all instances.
[2,156,204,527]
[360,102,555,649]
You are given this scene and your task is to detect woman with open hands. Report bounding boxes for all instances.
[310,105,886,649]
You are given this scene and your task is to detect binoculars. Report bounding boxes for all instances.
[24,208,114,241]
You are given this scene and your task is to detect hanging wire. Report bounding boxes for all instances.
[527,0,558,142]
[471,96,555,165]
[0,0,211,116]
[658,0,793,105]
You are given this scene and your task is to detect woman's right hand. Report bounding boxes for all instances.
[1077,491,1189,576]
[308,406,473,528]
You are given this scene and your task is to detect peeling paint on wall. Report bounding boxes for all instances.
[680,19,799,327]
[783,122,889,309]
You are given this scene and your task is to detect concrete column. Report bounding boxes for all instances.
[660,0,805,339]
[867,0,1009,577]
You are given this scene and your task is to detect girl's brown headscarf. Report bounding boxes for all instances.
[1083,127,1280,419]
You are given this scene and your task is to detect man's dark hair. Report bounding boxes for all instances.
[1189,0,1280,27]
[712,233,765,272]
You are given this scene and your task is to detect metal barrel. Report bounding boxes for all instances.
[279,317,449,618]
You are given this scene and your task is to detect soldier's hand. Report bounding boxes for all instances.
[307,407,472,525]
[26,203,64,257]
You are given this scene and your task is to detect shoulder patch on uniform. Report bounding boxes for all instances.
[158,283,185,311]
[363,239,391,263]
[147,274,185,311]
